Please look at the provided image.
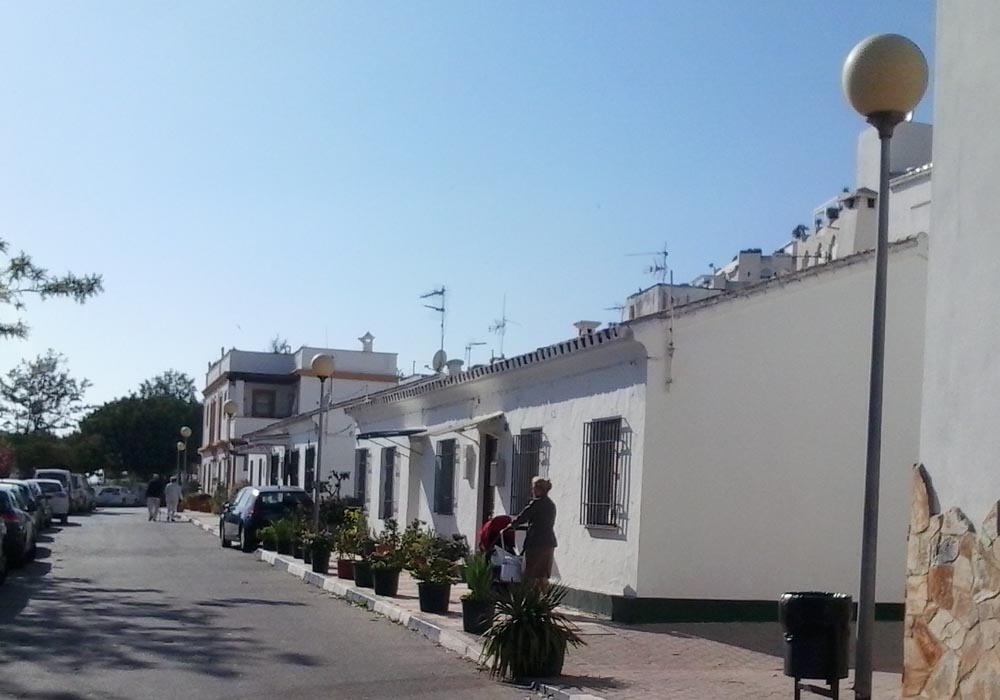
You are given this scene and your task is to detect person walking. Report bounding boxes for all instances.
[504,477,557,585]
[145,474,165,522]
[164,476,182,522]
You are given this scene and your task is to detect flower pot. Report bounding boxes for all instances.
[337,558,355,580]
[262,538,276,551]
[373,568,401,597]
[311,550,331,574]
[417,582,451,614]
[535,643,566,678]
[353,561,374,588]
[461,598,495,634]
[293,543,304,559]
[277,540,293,556]
[303,547,313,565]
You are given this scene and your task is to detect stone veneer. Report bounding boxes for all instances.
[904,465,1000,699]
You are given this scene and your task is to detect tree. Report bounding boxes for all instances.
[0,350,91,433]
[139,370,198,402]
[0,239,103,340]
[268,335,292,353]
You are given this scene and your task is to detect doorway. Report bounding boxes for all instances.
[481,434,498,524]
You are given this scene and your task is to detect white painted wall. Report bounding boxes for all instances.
[352,340,648,597]
[633,237,928,603]
[856,122,932,190]
[919,0,1000,526]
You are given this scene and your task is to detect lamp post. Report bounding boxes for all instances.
[310,354,336,530]
[842,34,927,700]
[180,425,192,484]
[175,441,185,486]
[223,400,238,489]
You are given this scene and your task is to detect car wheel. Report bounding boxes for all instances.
[0,556,6,585]
[220,523,231,548]
[60,515,68,525]
[240,525,256,553]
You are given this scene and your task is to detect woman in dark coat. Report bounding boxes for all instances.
[505,477,557,584]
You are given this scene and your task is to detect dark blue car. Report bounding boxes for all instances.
[219,486,312,553]
[0,487,35,567]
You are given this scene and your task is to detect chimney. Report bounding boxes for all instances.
[573,321,601,338]
[446,359,464,375]
[359,332,374,352]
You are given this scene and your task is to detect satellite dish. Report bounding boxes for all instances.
[431,349,447,372]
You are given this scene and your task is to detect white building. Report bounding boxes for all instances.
[346,236,927,621]
[198,334,398,496]
[626,283,722,321]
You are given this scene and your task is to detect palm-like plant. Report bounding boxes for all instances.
[481,583,584,680]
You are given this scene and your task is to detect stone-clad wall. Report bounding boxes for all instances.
[905,466,1000,699]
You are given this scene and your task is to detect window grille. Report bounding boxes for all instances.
[581,418,622,527]
[434,440,456,514]
[511,429,543,514]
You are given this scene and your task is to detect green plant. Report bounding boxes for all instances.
[272,518,295,545]
[406,530,459,584]
[462,553,493,602]
[336,509,367,559]
[480,583,584,680]
[305,530,337,556]
[370,519,406,572]
[258,525,277,549]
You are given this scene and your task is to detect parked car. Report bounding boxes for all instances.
[0,479,47,533]
[82,482,97,511]
[26,480,52,528]
[0,486,36,566]
[219,486,313,553]
[30,478,70,525]
[68,474,89,513]
[0,519,6,585]
[95,486,131,506]
[34,468,72,496]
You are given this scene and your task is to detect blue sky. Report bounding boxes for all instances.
[0,1,934,405]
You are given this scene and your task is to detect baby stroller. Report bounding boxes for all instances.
[478,515,522,590]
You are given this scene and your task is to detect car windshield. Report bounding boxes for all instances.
[258,491,311,512]
[0,486,25,509]
[36,482,65,494]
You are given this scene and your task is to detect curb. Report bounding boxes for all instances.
[185,515,604,700]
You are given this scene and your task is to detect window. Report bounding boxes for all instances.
[354,449,368,506]
[304,446,316,495]
[581,417,623,527]
[511,429,543,514]
[269,453,280,485]
[288,449,300,487]
[867,197,876,209]
[434,440,456,515]
[380,448,395,520]
[252,390,277,418]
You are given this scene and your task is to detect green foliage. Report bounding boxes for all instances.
[335,509,366,558]
[480,583,584,680]
[272,518,295,546]
[462,553,493,602]
[258,526,277,549]
[0,239,103,341]
[305,530,337,555]
[183,493,213,513]
[138,370,198,403]
[406,525,461,585]
[370,518,406,572]
[0,350,91,433]
[211,484,228,514]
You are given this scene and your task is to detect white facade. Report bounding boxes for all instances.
[198,336,398,494]
[918,0,1000,526]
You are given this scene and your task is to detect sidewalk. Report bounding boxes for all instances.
[185,511,904,700]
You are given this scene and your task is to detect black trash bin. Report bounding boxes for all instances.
[779,592,852,682]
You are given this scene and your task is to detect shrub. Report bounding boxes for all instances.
[462,553,493,602]
[183,493,213,513]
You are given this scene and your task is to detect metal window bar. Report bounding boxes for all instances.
[269,453,279,485]
[355,449,368,507]
[581,418,622,527]
[289,449,300,487]
[511,430,542,514]
[304,447,316,495]
[380,447,395,520]
[434,440,456,515]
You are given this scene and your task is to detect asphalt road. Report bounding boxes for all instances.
[0,508,530,700]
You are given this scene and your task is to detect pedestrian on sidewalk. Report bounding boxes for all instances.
[504,476,557,586]
[145,474,165,521]
[164,476,182,522]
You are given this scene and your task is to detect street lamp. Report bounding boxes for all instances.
[842,34,927,700]
[223,400,238,489]
[180,425,192,483]
[175,441,185,485]
[310,353,336,530]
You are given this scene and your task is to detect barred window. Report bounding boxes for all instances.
[355,448,369,506]
[434,440,456,515]
[581,418,622,527]
[380,447,395,520]
[511,429,543,514]
[269,452,280,486]
[304,446,316,494]
[288,449,300,487]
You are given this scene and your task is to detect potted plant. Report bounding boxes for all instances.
[335,510,365,580]
[481,583,584,680]
[272,518,295,556]
[407,530,458,614]
[292,521,306,560]
[371,519,405,596]
[353,533,377,588]
[306,530,336,574]
[298,527,315,564]
[258,525,277,551]
[461,552,495,634]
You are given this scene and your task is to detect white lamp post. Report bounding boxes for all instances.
[180,425,192,483]
[842,33,927,700]
[223,400,238,489]
[310,354,336,529]
[175,441,185,485]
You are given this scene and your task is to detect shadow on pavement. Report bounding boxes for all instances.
[194,597,307,608]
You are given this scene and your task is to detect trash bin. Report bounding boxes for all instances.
[779,592,852,681]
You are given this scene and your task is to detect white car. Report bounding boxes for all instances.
[95,486,131,506]
[29,479,70,524]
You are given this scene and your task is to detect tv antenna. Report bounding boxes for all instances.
[420,286,446,354]
[605,303,626,323]
[465,340,487,365]
[488,295,516,359]
[628,242,670,283]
